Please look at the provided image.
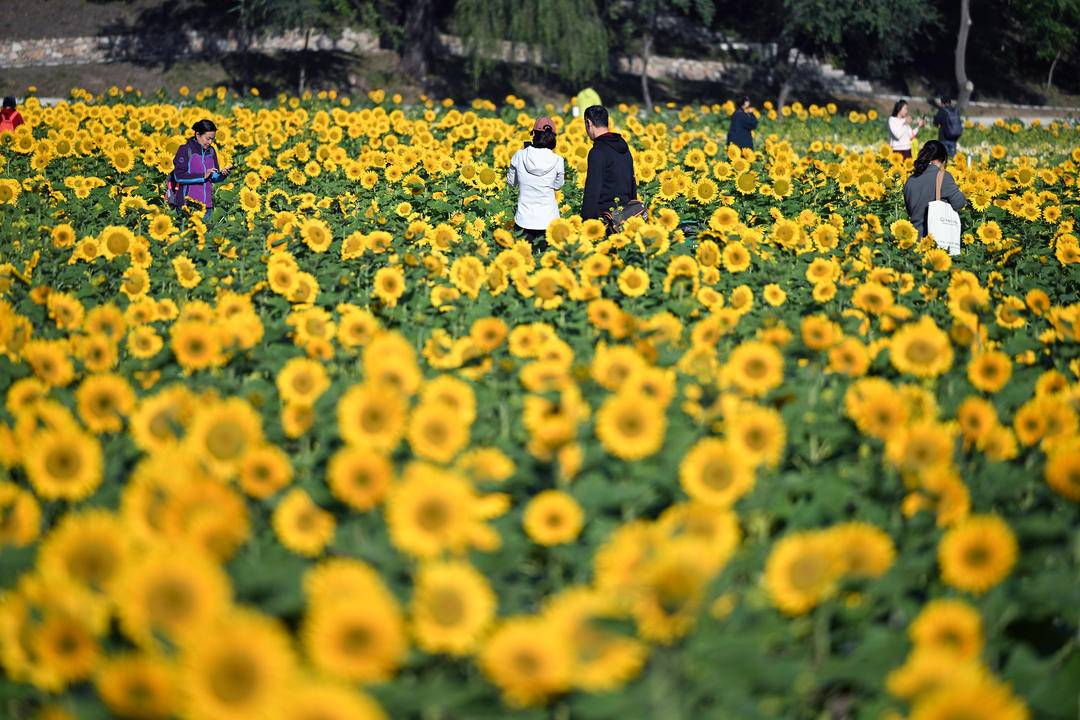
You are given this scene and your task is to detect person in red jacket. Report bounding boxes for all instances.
[0,97,24,132]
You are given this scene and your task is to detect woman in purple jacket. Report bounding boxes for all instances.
[171,119,232,223]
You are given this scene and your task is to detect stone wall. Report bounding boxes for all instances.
[2,26,876,96]
[0,28,380,69]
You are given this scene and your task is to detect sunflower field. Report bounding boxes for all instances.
[0,86,1078,720]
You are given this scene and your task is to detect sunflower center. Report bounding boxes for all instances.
[45,446,81,480]
[789,554,829,591]
[429,588,466,626]
[360,406,385,433]
[744,357,767,379]
[206,420,246,460]
[209,651,259,704]
[702,460,734,491]
[148,578,195,623]
[904,339,937,365]
[340,624,371,655]
[67,542,116,586]
[963,545,990,568]
[417,499,449,532]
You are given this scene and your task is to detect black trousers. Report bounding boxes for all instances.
[517,225,548,254]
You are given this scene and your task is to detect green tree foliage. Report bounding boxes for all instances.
[451,0,609,86]
[607,0,716,109]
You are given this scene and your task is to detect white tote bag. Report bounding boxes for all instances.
[926,169,962,255]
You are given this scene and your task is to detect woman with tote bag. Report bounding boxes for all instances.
[903,140,966,252]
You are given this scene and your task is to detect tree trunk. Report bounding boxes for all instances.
[1046,49,1061,93]
[955,0,974,111]
[298,28,311,96]
[641,32,653,112]
[776,49,800,110]
[403,0,434,80]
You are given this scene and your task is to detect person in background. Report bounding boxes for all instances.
[581,105,637,222]
[0,97,24,132]
[726,96,758,151]
[888,99,924,160]
[573,87,602,119]
[933,97,963,157]
[507,116,565,253]
[903,139,967,238]
[171,119,232,224]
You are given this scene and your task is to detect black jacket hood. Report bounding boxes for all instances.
[594,132,630,154]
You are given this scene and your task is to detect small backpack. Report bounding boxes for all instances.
[944,109,963,140]
[164,172,184,207]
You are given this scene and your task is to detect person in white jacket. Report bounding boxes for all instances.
[888,99,924,160]
[507,117,565,252]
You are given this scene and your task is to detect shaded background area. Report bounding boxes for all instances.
[1,0,1078,110]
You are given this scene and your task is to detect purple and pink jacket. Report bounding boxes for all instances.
[172,137,224,207]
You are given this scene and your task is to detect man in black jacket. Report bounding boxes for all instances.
[727,96,758,150]
[581,105,637,220]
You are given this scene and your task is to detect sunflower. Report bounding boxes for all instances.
[237,444,293,499]
[725,402,786,468]
[523,490,584,546]
[31,612,101,689]
[181,610,295,720]
[724,341,784,397]
[337,382,407,451]
[909,598,983,660]
[470,317,508,353]
[825,522,896,578]
[37,510,129,597]
[1045,442,1080,501]
[277,678,388,720]
[617,266,650,297]
[95,653,179,720]
[385,465,479,558]
[0,481,41,547]
[885,649,988,701]
[169,320,224,372]
[99,225,135,258]
[300,218,333,252]
[909,676,1030,720]
[542,588,647,692]
[764,531,843,615]
[480,617,573,707]
[679,437,755,506]
[24,429,103,501]
[273,488,336,557]
[734,171,758,194]
[885,421,956,476]
[967,349,1012,393]
[75,373,135,434]
[938,515,1018,594]
[303,594,407,683]
[128,385,196,453]
[113,543,231,648]
[722,241,751,272]
[828,337,870,377]
[276,356,330,406]
[372,266,406,307]
[889,317,954,378]
[411,560,496,656]
[184,398,265,479]
[22,339,76,387]
[631,541,715,643]
[327,446,393,511]
[595,392,666,461]
[407,401,470,463]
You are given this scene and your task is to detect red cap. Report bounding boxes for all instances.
[533,116,556,134]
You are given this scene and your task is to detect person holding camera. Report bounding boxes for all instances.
[170,119,233,224]
[888,99,924,160]
[506,116,565,251]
